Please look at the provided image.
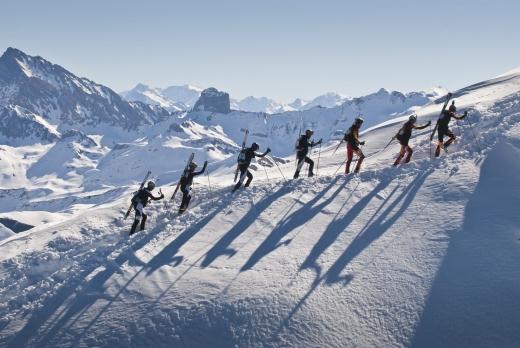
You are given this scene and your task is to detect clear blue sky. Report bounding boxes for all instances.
[1,0,519,102]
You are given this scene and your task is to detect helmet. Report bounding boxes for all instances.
[305,129,314,137]
[409,114,417,123]
[251,142,259,151]
[146,181,156,190]
[354,117,364,125]
[189,162,198,170]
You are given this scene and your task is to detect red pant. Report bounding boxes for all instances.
[394,145,413,166]
[346,144,365,173]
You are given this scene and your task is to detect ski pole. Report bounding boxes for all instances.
[268,155,287,182]
[262,161,271,185]
[333,158,348,175]
[206,167,213,197]
[332,139,343,155]
[465,113,482,153]
[429,120,432,159]
[316,142,322,176]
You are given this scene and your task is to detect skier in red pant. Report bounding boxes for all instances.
[343,117,365,174]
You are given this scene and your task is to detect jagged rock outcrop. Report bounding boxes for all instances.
[193,87,231,114]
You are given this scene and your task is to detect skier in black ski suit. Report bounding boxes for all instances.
[130,181,164,235]
[435,100,467,157]
[293,129,322,179]
[179,161,207,214]
[393,115,431,165]
[344,118,365,174]
[233,142,270,192]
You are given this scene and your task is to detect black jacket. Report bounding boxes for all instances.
[438,110,465,129]
[344,125,361,146]
[180,162,207,190]
[396,120,429,142]
[239,147,269,167]
[296,134,321,156]
[132,189,162,207]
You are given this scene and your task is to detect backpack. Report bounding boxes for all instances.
[131,190,143,205]
[237,149,247,165]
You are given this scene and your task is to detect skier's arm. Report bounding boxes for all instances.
[193,161,208,176]
[413,121,431,130]
[256,148,271,158]
[148,190,164,201]
[310,139,322,147]
[453,111,467,120]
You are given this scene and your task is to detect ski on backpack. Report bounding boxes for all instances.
[124,170,151,219]
[430,92,453,141]
[234,129,249,182]
[171,153,195,201]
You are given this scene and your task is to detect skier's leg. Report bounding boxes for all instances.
[345,145,354,174]
[354,149,365,173]
[233,167,247,191]
[435,131,444,157]
[130,203,143,235]
[394,145,406,166]
[244,170,253,187]
[306,156,314,177]
[294,154,304,178]
[140,213,147,230]
[444,130,456,148]
[179,188,191,213]
[130,218,139,235]
[404,145,414,163]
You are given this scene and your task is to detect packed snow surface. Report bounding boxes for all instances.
[0,67,520,347]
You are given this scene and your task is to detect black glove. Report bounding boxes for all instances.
[427,121,431,126]
[360,141,366,146]
[266,147,271,153]
[203,160,208,168]
[317,139,323,145]
[462,111,468,118]
[160,193,165,199]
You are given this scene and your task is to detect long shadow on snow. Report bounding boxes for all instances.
[201,185,293,268]
[240,176,342,272]
[4,197,224,347]
[325,169,431,284]
[52,200,225,343]
[145,201,229,274]
[4,228,162,348]
[300,177,393,278]
[411,142,520,347]
[278,170,431,331]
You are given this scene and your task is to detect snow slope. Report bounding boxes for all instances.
[0,69,519,347]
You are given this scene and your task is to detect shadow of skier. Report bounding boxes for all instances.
[240,176,343,272]
[201,184,293,268]
[275,169,431,336]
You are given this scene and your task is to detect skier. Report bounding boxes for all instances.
[179,160,208,214]
[233,142,270,192]
[293,129,322,179]
[393,115,431,166]
[130,181,164,235]
[435,100,467,157]
[344,117,365,174]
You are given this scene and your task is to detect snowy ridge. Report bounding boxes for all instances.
[0,66,519,346]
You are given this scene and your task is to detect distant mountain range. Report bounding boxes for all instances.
[121,83,446,114]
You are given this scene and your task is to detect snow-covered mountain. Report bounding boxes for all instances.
[0,48,173,131]
[231,96,291,114]
[0,104,60,145]
[121,84,203,111]
[0,64,519,347]
[121,83,445,114]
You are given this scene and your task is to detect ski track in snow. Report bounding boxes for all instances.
[1,84,520,346]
